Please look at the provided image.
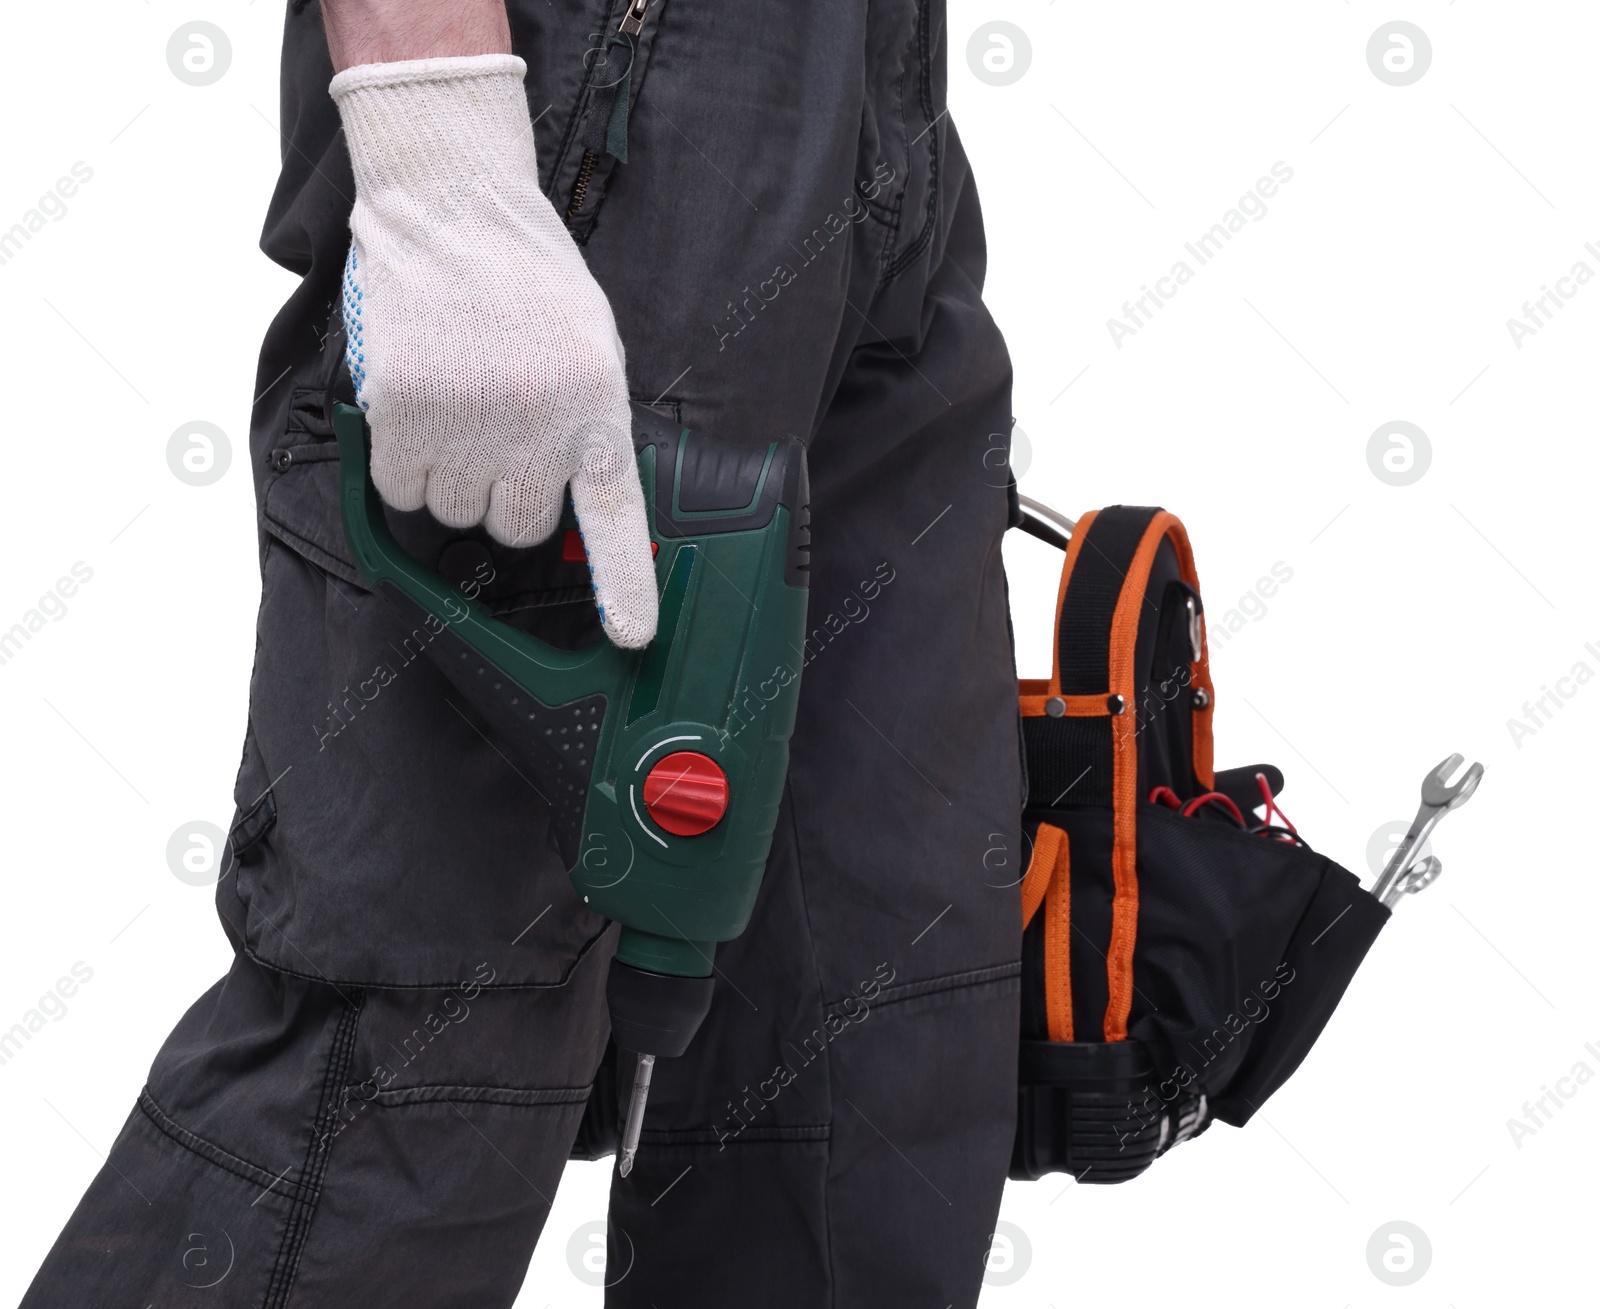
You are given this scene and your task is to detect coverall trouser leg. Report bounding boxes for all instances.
[22,0,1023,1303]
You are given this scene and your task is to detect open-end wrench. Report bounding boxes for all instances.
[1371,754,1484,903]
[1381,854,1443,909]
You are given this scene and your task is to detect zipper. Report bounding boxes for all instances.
[618,0,649,36]
[566,151,598,217]
[565,0,652,218]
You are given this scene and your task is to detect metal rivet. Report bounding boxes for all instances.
[272,449,292,471]
[1107,694,1126,715]
[1193,688,1210,710]
[1045,696,1065,718]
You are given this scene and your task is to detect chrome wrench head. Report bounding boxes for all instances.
[1420,753,1485,813]
[1382,855,1443,908]
[1401,855,1443,894]
[1371,755,1485,901]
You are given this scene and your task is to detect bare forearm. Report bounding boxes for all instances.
[321,0,511,71]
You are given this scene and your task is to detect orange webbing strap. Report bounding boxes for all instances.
[1017,690,1108,718]
[1045,848,1073,1042]
[1101,511,1215,1040]
[1017,822,1074,1042]
[1020,822,1065,928]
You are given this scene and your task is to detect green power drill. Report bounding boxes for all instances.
[331,403,809,1175]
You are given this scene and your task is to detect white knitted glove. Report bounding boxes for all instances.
[331,54,657,648]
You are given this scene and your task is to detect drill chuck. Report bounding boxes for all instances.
[607,960,715,1178]
[606,958,715,1059]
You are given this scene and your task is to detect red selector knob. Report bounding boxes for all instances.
[642,752,729,836]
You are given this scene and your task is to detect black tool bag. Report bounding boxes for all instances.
[1009,505,1389,1184]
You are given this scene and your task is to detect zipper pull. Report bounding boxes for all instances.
[568,0,650,217]
[618,0,649,36]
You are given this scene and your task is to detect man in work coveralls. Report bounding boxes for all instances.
[23,0,1023,1303]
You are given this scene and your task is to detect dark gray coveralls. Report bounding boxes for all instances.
[24,0,1022,1303]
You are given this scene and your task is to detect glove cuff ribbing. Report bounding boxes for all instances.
[331,53,539,208]
[329,53,527,100]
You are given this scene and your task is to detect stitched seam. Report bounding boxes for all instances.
[262,993,364,1309]
[884,159,938,282]
[270,442,340,465]
[261,518,364,591]
[829,960,1021,1014]
[881,0,941,286]
[364,1084,593,1108]
[136,1088,311,1205]
[229,790,277,860]
[782,779,837,1309]
[640,1125,832,1145]
[235,917,612,992]
[887,4,911,250]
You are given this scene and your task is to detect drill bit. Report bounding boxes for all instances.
[617,1052,656,1178]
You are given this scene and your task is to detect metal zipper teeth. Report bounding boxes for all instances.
[566,150,598,218]
[566,0,651,219]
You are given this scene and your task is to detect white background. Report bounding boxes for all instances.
[1,2,1595,1305]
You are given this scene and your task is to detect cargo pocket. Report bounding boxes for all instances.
[264,386,605,642]
[223,385,612,989]
[228,724,277,865]
[282,976,608,1299]
[549,0,670,243]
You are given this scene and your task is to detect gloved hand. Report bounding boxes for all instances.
[331,54,658,648]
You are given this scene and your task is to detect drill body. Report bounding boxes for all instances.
[333,404,810,1169]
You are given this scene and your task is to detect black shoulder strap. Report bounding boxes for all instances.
[1055,506,1162,696]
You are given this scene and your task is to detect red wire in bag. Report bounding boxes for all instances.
[1149,779,1304,845]
[1179,792,1247,826]
[1254,772,1297,838]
